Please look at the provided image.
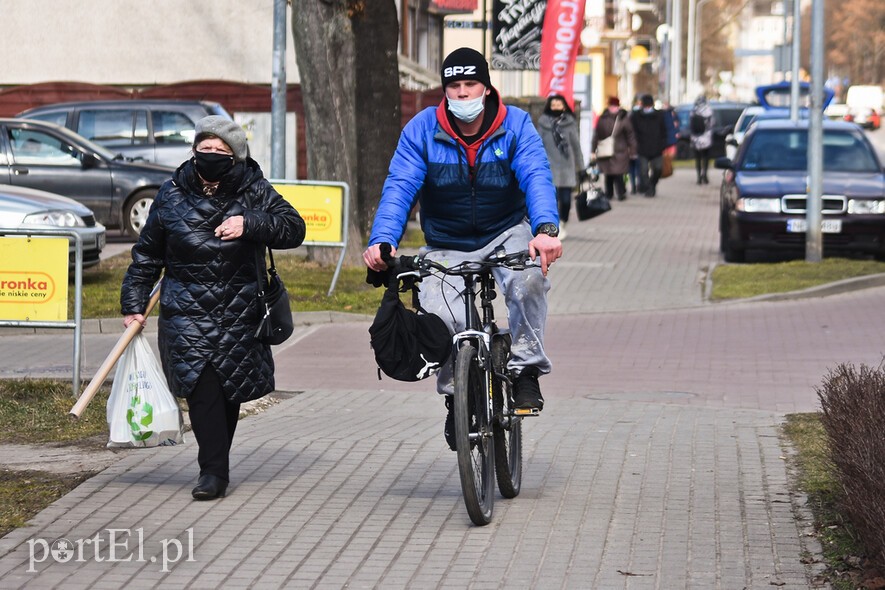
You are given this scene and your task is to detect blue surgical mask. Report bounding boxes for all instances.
[448,96,485,123]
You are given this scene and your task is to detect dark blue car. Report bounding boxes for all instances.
[715,119,885,262]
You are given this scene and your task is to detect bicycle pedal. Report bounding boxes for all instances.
[513,408,540,417]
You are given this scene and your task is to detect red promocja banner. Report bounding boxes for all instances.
[539,0,585,110]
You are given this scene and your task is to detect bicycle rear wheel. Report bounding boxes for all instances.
[492,334,522,498]
[454,341,495,525]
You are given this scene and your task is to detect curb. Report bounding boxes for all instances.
[0,310,374,336]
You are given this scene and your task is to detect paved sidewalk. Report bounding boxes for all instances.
[3,167,876,587]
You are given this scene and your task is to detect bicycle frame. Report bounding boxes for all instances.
[450,270,500,445]
[385,246,532,525]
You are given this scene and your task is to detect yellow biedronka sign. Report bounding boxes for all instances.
[273,183,344,244]
[0,237,69,321]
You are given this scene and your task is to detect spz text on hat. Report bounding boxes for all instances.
[443,65,477,79]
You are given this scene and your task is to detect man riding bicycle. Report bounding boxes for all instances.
[363,47,563,451]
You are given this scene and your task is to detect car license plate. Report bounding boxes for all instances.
[786,219,842,233]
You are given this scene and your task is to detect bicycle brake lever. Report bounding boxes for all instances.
[396,270,423,280]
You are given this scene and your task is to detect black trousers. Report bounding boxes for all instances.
[604,174,626,199]
[188,366,240,482]
[695,148,711,181]
[556,186,573,223]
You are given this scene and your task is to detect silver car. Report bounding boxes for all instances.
[0,184,106,268]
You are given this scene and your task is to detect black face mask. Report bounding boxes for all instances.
[194,151,235,182]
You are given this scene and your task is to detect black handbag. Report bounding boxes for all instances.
[255,248,294,345]
[575,186,611,221]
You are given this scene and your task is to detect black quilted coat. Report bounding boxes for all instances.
[120,158,306,403]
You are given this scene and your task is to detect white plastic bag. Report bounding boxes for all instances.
[107,333,185,448]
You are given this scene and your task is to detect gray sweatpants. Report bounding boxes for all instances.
[417,221,552,395]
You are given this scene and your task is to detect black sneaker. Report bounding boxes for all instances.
[444,395,456,451]
[513,370,544,411]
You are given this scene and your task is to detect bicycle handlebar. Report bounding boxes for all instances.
[379,243,536,282]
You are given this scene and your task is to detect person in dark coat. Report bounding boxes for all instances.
[537,94,584,239]
[629,94,669,197]
[592,96,637,201]
[121,116,306,500]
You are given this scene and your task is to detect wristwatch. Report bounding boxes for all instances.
[535,223,560,238]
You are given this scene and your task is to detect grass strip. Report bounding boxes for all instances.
[711,258,885,300]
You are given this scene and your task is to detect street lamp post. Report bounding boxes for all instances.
[270,0,286,179]
[790,0,801,121]
[686,0,696,100]
[669,0,682,104]
[806,0,825,262]
[687,0,715,101]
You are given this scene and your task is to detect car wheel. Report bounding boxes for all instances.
[720,212,745,262]
[123,190,156,237]
[723,241,745,263]
[719,212,728,253]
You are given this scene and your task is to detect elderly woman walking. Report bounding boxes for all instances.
[592,96,637,201]
[121,116,305,500]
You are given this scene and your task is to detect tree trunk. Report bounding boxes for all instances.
[352,1,402,239]
[291,0,361,265]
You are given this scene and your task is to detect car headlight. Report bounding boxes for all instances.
[736,197,781,213]
[22,210,86,227]
[847,199,885,214]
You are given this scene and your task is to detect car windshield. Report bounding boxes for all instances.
[716,108,744,128]
[736,110,762,134]
[740,129,880,173]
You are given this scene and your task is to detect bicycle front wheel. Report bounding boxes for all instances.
[454,342,495,526]
[492,335,522,498]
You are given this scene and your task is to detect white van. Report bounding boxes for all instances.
[845,85,883,130]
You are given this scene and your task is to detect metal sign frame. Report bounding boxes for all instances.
[0,229,84,396]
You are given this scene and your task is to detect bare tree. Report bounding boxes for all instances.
[352,1,401,238]
[823,0,885,86]
[291,0,360,263]
[291,0,402,264]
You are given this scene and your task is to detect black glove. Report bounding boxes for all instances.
[366,267,391,288]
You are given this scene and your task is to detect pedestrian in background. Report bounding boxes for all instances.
[627,94,642,195]
[537,94,584,240]
[121,116,306,501]
[592,96,637,201]
[629,94,668,197]
[689,95,714,184]
[661,100,679,151]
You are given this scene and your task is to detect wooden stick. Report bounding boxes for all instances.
[69,281,162,419]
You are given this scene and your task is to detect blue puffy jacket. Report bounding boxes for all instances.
[369,92,558,251]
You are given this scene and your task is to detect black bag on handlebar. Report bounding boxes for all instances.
[369,282,451,382]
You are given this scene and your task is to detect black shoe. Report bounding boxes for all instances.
[513,370,544,411]
[444,395,456,451]
[617,194,626,201]
[192,474,228,500]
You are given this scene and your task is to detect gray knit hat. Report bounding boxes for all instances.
[193,116,248,161]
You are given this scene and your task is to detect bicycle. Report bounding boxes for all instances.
[383,245,539,526]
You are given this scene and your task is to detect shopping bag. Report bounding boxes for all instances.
[575,188,612,220]
[660,151,674,178]
[107,333,185,448]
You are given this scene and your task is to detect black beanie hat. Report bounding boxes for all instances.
[440,48,492,89]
